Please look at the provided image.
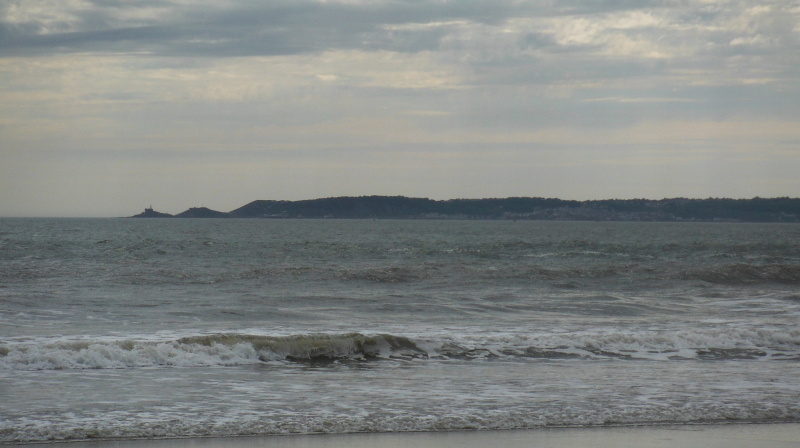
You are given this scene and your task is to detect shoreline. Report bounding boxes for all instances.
[8,423,800,448]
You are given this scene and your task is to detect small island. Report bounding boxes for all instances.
[131,207,174,218]
[131,196,800,222]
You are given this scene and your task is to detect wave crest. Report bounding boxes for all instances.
[0,333,428,370]
[2,328,799,370]
[682,263,800,284]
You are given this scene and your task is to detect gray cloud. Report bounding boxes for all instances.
[1,0,524,57]
[3,0,798,90]
[0,1,752,55]
[2,0,799,216]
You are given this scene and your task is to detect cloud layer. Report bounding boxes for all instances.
[2,0,799,216]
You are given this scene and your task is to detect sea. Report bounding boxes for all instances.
[1,218,800,443]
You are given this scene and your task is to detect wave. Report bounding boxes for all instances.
[3,328,800,370]
[337,267,427,283]
[22,260,797,289]
[681,263,800,284]
[293,263,800,285]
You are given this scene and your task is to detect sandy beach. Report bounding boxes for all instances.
[11,424,800,448]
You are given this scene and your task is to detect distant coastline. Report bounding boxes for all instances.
[130,196,800,222]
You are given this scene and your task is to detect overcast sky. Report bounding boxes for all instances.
[2,0,799,216]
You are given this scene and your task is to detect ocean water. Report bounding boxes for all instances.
[1,219,800,443]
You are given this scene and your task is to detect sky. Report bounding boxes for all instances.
[1,0,799,217]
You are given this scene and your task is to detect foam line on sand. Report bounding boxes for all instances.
[10,424,800,448]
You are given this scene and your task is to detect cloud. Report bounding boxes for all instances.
[1,1,791,58]
[583,97,699,103]
[2,0,798,90]
[0,0,518,57]
[1,0,799,216]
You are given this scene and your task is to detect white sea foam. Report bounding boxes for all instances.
[2,357,800,443]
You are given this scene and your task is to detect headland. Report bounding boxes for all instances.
[130,196,800,222]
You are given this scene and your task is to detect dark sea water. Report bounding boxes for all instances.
[1,219,800,442]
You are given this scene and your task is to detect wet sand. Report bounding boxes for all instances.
[12,424,800,448]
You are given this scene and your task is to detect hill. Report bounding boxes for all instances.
[174,207,230,218]
[131,196,800,222]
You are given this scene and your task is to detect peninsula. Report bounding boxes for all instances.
[130,196,800,222]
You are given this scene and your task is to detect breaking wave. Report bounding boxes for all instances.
[3,328,800,370]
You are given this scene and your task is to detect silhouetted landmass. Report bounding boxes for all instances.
[131,196,800,222]
[175,207,230,218]
[130,207,174,218]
